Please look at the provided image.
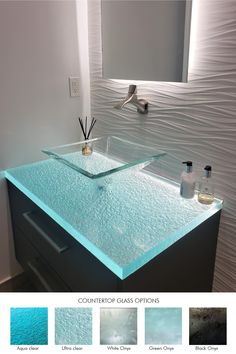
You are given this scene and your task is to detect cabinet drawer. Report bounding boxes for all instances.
[8,183,75,250]
[8,182,118,291]
[14,226,69,291]
[18,210,118,291]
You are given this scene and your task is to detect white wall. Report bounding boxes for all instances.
[88,0,236,291]
[0,1,81,283]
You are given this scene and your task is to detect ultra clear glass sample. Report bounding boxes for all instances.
[189,308,227,345]
[5,156,222,279]
[42,136,166,179]
[10,308,48,345]
[55,308,92,345]
[100,308,137,345]
[145,308,182,345]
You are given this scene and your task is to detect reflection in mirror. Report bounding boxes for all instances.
[101,0,192,82]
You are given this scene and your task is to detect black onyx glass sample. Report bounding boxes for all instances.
[189,308,227,345]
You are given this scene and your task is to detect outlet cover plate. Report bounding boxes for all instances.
[69,77,80,97]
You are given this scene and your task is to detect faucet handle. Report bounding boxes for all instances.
[128,85,137,95]
[114,84,148,114]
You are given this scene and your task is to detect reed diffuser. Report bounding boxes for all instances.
[78,117,96,156]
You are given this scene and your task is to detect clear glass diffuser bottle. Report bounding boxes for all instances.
[82,141,93,156]
[198,165,214,204]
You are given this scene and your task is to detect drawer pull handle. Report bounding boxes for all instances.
[27,261,53,292]
[23,211,69,254]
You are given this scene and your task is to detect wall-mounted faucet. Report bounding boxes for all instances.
[114,85,148,114]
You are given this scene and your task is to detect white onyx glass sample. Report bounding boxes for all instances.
[100,308,137,345]
[145,308,182,344]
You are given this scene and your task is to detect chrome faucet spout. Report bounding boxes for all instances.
[114,85,148,114]
[114,85,137,109]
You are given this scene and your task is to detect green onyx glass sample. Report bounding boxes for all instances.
[5,152,222,280]
[42,136,166,179]
[145,308,182,345]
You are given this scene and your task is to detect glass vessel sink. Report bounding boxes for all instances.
[42,136,166,179]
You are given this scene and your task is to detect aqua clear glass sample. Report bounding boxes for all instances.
[145,308,182,345]
[100,308,137,345]
[55,308,92,345]
[42,136,166,179]
[10,308,48,345]
[5,153,222,280]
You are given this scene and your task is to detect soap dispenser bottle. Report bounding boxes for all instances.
[180,161,196,199]
[198,165,214,204]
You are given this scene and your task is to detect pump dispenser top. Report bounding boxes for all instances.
[180,161,196,199]
[204,165,212,177]
[183,161,193,172]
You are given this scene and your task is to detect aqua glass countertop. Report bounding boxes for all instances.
[5,156,222,280]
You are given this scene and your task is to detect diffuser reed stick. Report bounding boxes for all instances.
[78,117,96,140]
[78,117,97,155]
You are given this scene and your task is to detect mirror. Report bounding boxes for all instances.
[101,0,192,82]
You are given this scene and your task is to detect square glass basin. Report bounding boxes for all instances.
[42,136,166,179]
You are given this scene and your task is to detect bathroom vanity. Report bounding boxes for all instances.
[5,139,222,292]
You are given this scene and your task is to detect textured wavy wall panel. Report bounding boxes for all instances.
[88,0,236,291]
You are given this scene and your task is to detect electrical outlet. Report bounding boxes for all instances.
[69,77,80,97]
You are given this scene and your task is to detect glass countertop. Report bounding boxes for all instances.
[5,155,222,280]
[42,136,166,179]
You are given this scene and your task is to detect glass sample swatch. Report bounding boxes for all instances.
[189,308,227,345]
[145,308,182,344]
[55,308,92,345]
[100,308,137,345]
[10,307,48,345]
